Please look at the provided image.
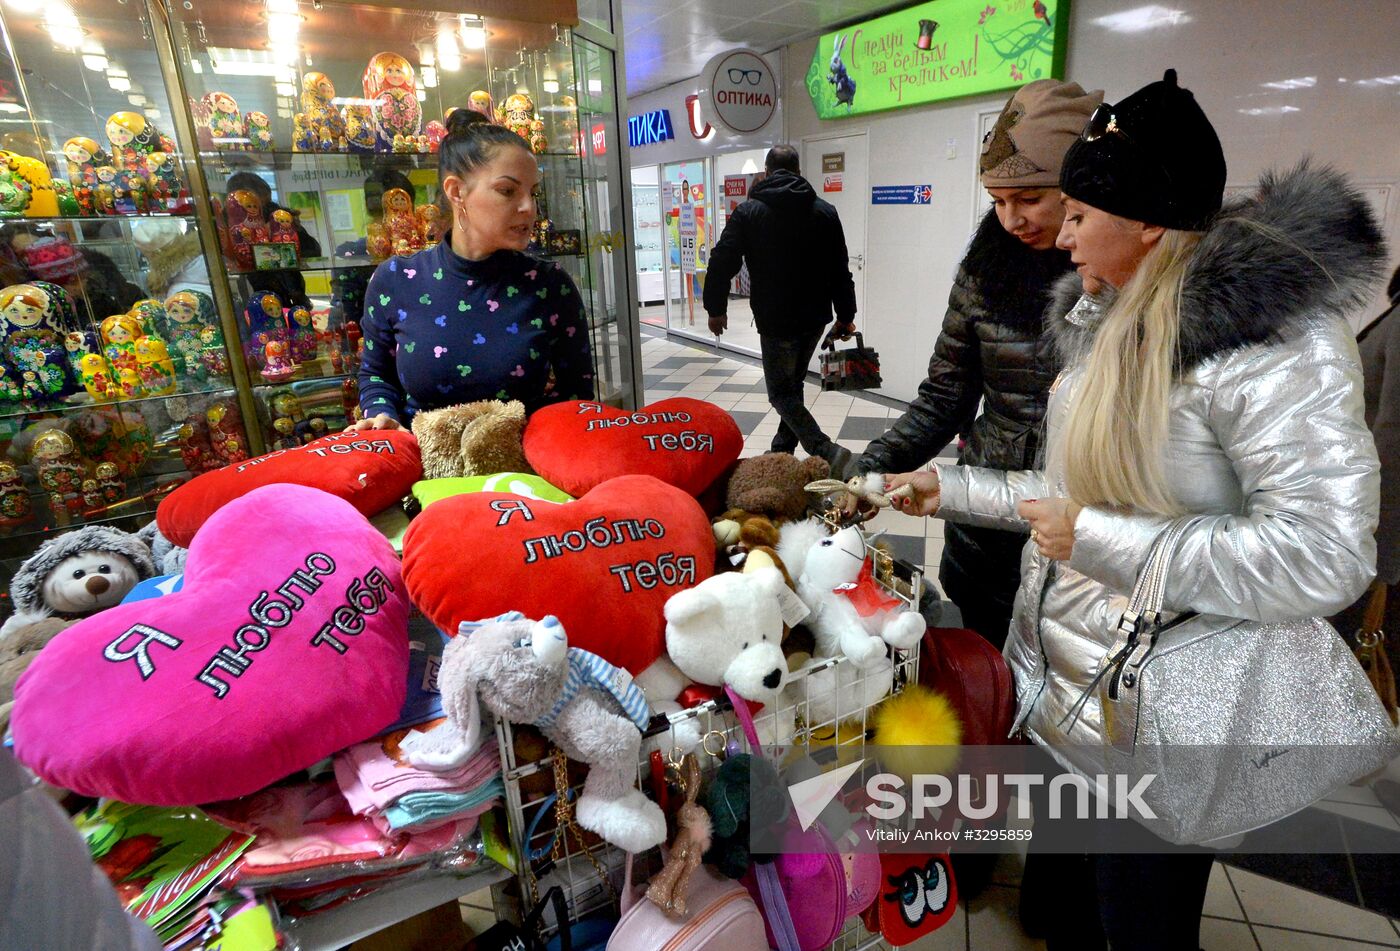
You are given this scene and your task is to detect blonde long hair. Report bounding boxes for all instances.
[1058,228,1202,515]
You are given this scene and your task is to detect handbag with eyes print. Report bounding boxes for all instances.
[858,853,958,947]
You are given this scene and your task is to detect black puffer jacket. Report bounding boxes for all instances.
[851,208,1072,475]
[703,170,857,339]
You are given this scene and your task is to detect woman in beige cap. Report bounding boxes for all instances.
[830,78,1101,652]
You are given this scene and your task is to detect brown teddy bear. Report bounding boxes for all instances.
[724,453,829,523]
[411,400,532,480]
[1,615,75,734]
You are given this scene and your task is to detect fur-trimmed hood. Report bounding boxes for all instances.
[962,206,1074,330]
[1047,162,1387,370]
[10,525,157,617]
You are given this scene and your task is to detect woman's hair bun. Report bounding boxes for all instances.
[445,108,490,137]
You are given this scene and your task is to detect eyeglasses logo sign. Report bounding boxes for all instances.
[703,50,778,134]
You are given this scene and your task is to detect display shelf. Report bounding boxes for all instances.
[0,384,238,426]
[285,860,510,951]
[0,213,198,225]
[199,150,582,173]
[0,468,188,546]
[227,255,378,276]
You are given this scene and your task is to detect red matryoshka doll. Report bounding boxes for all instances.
[363,52,421,151]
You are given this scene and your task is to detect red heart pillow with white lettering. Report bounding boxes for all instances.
[523,399,741,499]
[402,474,713,674]
[12,484,410,805]
[157,430,422,547]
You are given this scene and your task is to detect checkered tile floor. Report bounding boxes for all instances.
[642,332,957,576]
[639,330,1400,951]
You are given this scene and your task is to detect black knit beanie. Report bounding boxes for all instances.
[1060,69,1226,231]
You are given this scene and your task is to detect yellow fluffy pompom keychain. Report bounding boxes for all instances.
[871,684,963,781]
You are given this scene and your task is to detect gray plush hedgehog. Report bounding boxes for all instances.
[2,526,156,638]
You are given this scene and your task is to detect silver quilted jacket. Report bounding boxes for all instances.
[933,164,1387,751]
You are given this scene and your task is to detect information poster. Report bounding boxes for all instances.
[806,0,1068,119]
[723,174,756,294]
[679,203,698,275]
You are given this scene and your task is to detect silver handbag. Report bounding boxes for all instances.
[1079,520,1399,845]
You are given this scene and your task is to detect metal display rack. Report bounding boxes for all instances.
[491,547,926,950]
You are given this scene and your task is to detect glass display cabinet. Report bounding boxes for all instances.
[165,0,632,447]
[0,1,252,603]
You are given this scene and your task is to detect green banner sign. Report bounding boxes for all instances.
[806,0,1070,119]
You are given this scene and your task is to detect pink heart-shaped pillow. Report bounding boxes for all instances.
[157,430,422,547]
[523,398,741,499]
[12,484,410,805]
[402,474,714,674]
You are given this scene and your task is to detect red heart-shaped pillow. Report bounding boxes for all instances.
[402,474,714,674]
[157,430,422,547]
[523,398,741,499]
[12,484,410,805]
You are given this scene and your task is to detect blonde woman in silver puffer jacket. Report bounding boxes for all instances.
[886,69,1390,951]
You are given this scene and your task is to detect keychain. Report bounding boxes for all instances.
[646,753,710,918]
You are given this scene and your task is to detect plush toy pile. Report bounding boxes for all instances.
[2,393,948,941]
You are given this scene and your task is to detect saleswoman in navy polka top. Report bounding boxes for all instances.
[350,110,593,430]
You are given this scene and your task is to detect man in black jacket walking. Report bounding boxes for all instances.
[704,146,856,457]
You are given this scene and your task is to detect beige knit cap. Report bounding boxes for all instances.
[980,79,1104,188]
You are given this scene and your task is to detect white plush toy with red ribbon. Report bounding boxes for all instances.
[778,520,924,669]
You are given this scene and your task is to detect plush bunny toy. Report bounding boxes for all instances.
[404,612,667,853]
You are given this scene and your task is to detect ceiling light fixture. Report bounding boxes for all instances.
[44,3,83,49]
[543,78,560,94]
[109,77,131,92]
[82,54,109,72]
[1237,105,1300,116]
[420,65,438,88]
[1090,5,1189,32]
[275,81,296,97]
[459,14,486,50]
[436,25,461,72]
[208,48,283,76]
[1261,76,1316,90]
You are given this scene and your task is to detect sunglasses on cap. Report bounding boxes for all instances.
[1077,103,1179,213]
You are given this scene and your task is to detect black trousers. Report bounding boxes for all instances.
[760,328,834,456]
[938,522,1027,650]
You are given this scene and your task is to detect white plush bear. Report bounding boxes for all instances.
[778,519,924,669]
[637,566,801,747]
[2,526,155,638]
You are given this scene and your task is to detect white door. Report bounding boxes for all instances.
[804,134,868,334]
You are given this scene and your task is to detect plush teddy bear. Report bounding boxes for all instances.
[404,611,667,853]
[637,567,804,746]
[725,453,829,523]
[0,614,74,734]
[778,519,924,669]
[2,525,156,637]
[411,400,530,480]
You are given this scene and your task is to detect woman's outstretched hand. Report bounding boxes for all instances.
[344,413,402,432]
[885,469,941,517]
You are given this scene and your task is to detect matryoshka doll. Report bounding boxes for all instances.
[425,119,447,152]
[112,166,150,216]
[100,312,144,373]
[199,323,229,378]
[417,202,445,247]
[295,72,345,153]
[242,291,285,370]
[260,337,296,382]
[61,137,108,215]
[145,150,190,214]
[128,298,167,338]
[95,461,125,503]
[271,416,299,450]
[363,53,421,152]
[204,92,246,148]
[177,412,217,473]
[0,462,33,527]
[135,338,177,395]
[189,95,215,150]
[163,289,215,380]
[500,94,539,147]
[1,283,68,400]
[246,111,274,151]
[343,104,377,153]
[93,165,118,216]
[30,429,85,500]
[366,221,391,263]
[78,352,116,402]
[206,399,248,464]
[81,478,102,510]
[105,111,157,177]
[289,305,317,362]
[381,187,422,256]
[223,188,268,271]
[465,90,495,122]
[270,209,301,260]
